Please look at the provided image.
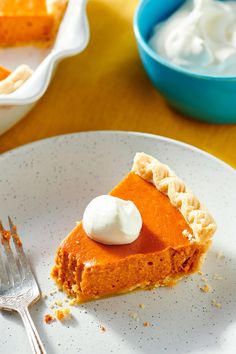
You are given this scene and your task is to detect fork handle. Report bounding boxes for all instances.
[19,307,47,354]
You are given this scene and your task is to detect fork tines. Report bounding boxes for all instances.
[0,217,26,289]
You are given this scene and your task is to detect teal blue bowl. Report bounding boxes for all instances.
[133,0,236,124]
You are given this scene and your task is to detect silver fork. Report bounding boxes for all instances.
[0,217,46,354]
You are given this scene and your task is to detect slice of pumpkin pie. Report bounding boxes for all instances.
[52,153,216,303]
[0,0,67,46]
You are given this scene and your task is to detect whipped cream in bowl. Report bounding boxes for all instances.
[82,195,142,245]
[149,0,236,76]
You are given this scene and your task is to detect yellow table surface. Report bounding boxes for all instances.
[0,0,236,168]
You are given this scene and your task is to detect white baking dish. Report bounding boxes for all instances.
[0,0,89,135]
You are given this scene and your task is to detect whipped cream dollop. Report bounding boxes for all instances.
[82,195,142,245]
[149,0,236,76]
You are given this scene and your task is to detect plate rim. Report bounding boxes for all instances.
[1,130,236,354]
[1,130,235,175]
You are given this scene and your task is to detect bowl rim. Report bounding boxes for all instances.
[133,0,236,81]
[0,0,89,106]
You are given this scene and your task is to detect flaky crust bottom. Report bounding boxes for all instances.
[52,271,184,304]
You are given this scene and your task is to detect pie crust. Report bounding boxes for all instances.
[0,65,33,94]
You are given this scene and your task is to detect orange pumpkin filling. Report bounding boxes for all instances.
[0,65,11,80]
[0,0,67,46]
[52,172,208,302]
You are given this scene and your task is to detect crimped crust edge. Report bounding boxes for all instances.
[132,152,217,244]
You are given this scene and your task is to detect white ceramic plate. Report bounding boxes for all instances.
[0,0,89,135]
[0,131,236,354]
